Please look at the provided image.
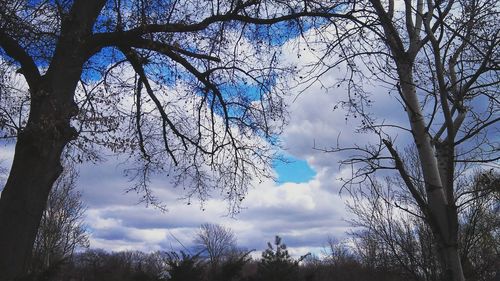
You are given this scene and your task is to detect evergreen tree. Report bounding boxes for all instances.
[257,236,308,281]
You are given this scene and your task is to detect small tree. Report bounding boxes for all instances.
[195,223,237,272]
[216,251,252,281]
[323,238,355,267]
[30,164,89,278]
[257,236,308,281]
[458,171,500,281]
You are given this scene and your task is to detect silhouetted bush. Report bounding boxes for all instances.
[164,251,204,281]
[210,249,252,281]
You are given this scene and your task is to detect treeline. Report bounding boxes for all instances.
[24,235,415,281]
[24,232,500,281]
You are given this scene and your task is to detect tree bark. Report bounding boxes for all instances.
[0,121,67,280]
[397,63,465,281]
[0,2,105,279]
[0,68,85,281]
[0,69,83,281]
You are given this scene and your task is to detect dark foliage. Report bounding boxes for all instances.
[20,237,500,281]
[164,251,203,281]
[253,236,305,281]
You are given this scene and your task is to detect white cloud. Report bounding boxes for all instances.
[80,163,353,256]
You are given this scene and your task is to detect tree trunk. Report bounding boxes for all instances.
[0,61,86,280]
[0,76,81,281]
[0,127,67,280]
[397,63,465,281]
[443,246,465,281]
[0,67,85,280]
[0,2,105,279]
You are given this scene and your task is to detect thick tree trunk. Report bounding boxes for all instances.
[0,2,105,279]
[443,246,465,281]
[0,71,82,280]
[397,63,465,281]
[0,65,84,280]
[0,75,81,281]
[0,127,67,280]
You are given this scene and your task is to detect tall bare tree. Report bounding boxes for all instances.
[194,223,237,271]
[303,1,499,280]
[0,1,344,279]
[349,170,499,281]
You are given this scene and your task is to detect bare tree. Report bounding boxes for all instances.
[303,1,499,280]
[30,163,89,278]
[323,237,355,267]
[349,170,499,281]
[194,223,237,271]
[0,1,345,279]
[349,180,442,281]
[458,170,500,281]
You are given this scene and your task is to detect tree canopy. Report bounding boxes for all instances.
[0,1,339,279]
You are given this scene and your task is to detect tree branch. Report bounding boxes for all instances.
[382,139,428,212]
[0,30,41,89]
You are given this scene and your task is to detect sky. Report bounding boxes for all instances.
[72,36,411,257]
[70,81,368,257]
[0,21,409,259]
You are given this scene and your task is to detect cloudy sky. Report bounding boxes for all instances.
[77,50,403,257]
[0,26,408,258]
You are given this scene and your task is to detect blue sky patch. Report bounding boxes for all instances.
[273,155,316,184]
